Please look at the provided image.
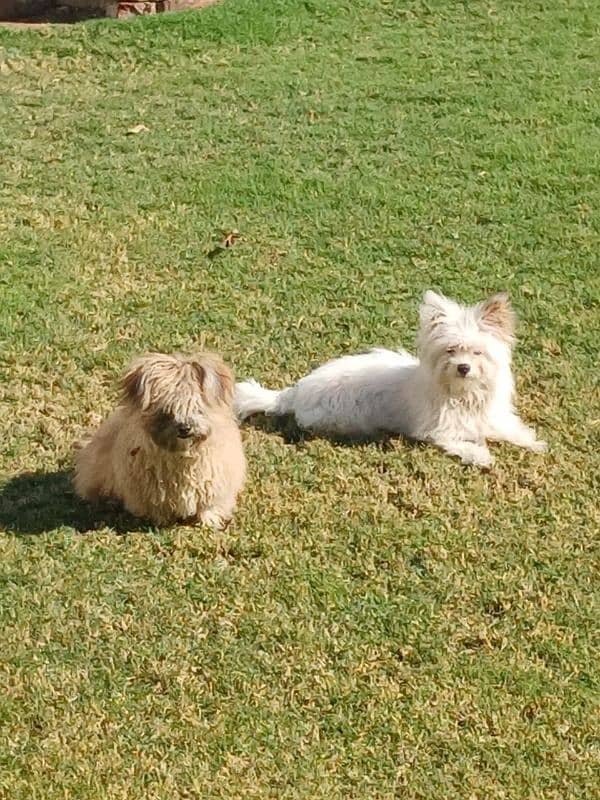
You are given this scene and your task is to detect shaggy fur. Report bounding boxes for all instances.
[74,352,246,527]
[235,291,546,467]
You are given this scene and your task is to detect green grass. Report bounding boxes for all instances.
[0,1,599,797]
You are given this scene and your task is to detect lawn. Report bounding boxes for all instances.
[0,1,599,797]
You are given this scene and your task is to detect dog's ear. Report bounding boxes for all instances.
[419,290,455,329]
[189,354,235,406]
[120,355,155,410]
[476,292,515,344]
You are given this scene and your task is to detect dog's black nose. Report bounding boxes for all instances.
[177,424,192,438]
[457,363,471,377]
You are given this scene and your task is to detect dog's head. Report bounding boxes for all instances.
[417,290,515,397]
[120,352,234,452]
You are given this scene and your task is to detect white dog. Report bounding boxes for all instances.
[74,352,246,527]
[235,291,546,467]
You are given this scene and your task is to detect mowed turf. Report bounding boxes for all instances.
[0,1,599,797]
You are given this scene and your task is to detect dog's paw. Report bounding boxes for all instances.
[461,445,493,469]
[200,509,231,530]
[529,439,548,454]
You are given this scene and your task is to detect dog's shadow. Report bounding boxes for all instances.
[0,470,152,536]
[244,413,398,450]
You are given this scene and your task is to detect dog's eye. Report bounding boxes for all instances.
[446,347,456,355]
[474,350,482,356]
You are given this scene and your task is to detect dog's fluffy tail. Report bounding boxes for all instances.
[234,379,295,421]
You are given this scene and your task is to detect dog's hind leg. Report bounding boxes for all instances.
[73,422,119,503]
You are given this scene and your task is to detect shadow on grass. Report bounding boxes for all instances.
[0,470,152,536]
[243,412,398,450]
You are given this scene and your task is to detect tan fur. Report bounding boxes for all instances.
[73,352,246,528]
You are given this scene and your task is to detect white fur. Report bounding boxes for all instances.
[235,291,546,467]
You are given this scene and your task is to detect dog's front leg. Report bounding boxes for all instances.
[488,414,547,453]
[431,436,493,468]
[199,508,231,530]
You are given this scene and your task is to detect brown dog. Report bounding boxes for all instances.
[74,352,246,528]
